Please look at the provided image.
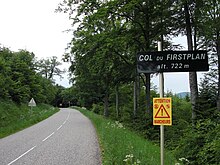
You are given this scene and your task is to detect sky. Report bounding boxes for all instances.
[0,0,207,93]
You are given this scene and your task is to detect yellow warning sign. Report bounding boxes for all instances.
[153,98,172,126]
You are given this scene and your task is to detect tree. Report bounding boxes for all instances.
[57,0,175,118]
[0,46,59,104]
[0,47,12,99]
[58,0,136,116]
[199,52,218,113]
[196,0,220,111]
[36,56,65,81]
[170,0,204,123]
[184,0,199,124]
[6,50,36,103]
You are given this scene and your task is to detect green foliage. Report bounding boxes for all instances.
[58,0,178,111]
[199,65,218,108]
[165,96,192,149]
[175,118,220,164]
[53,86,78,107]
[0,46,66,138]
[196,0,220,48]
[0,100,59,138]
[0,46,61,105]
[91,103,103,115]
[109,84,133,119]
[0,48,35,102]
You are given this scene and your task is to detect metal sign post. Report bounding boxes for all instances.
[158,42,164,165]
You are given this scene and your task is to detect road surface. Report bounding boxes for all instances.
[0,108,102,165]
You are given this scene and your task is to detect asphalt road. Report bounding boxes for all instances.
[0,108,102,165]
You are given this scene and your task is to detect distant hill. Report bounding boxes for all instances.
[176,92,190,98]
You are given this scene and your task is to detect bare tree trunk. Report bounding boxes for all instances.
[137,74,140,112]
[133,79,137,117]
[144,73,151,114]
[184,2,198,124]
[133,73,140,117]
[216,32,220,111]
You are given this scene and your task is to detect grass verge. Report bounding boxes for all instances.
[74,107,180,165]
[0,100,59,138]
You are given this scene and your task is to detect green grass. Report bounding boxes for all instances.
[0,100,59,138]
[74,107,180,165]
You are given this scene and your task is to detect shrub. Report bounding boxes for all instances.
[174,118,220,164]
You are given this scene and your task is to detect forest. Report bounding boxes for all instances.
[56,0,220,164]
[0,47,71,106]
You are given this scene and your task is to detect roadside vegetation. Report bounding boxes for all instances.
[0,47,73,108]
[73,91,220,164]
[0,100,59,138]
[75,106,179,165]
[0,47,67,138]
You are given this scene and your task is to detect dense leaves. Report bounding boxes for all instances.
[0,47,62,105]
[175,118,220,164]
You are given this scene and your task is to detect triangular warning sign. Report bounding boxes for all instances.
[28,98,36,107]
[154,105,170,118]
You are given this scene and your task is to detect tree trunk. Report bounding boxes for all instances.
[137,74,140,112]
[133,79,137,117]
[133,73,140,117]
[144,73,151,114]
[104,92,109,117]
[184,2,198,124]
[216,32,220,111]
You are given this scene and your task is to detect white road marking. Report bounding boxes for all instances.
[67,112,70,120]
[7,110,71,164]
[42,132,55,142]
[57,125,63,131]
[7,146,37,165]
[63,111,70,125]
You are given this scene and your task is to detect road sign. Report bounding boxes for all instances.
[153,98,172,126]
[137,50,208,73]
[28,98,36,107]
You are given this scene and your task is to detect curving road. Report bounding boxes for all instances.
[0,108,102,165]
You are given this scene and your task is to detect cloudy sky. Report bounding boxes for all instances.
[0,0,206,93]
